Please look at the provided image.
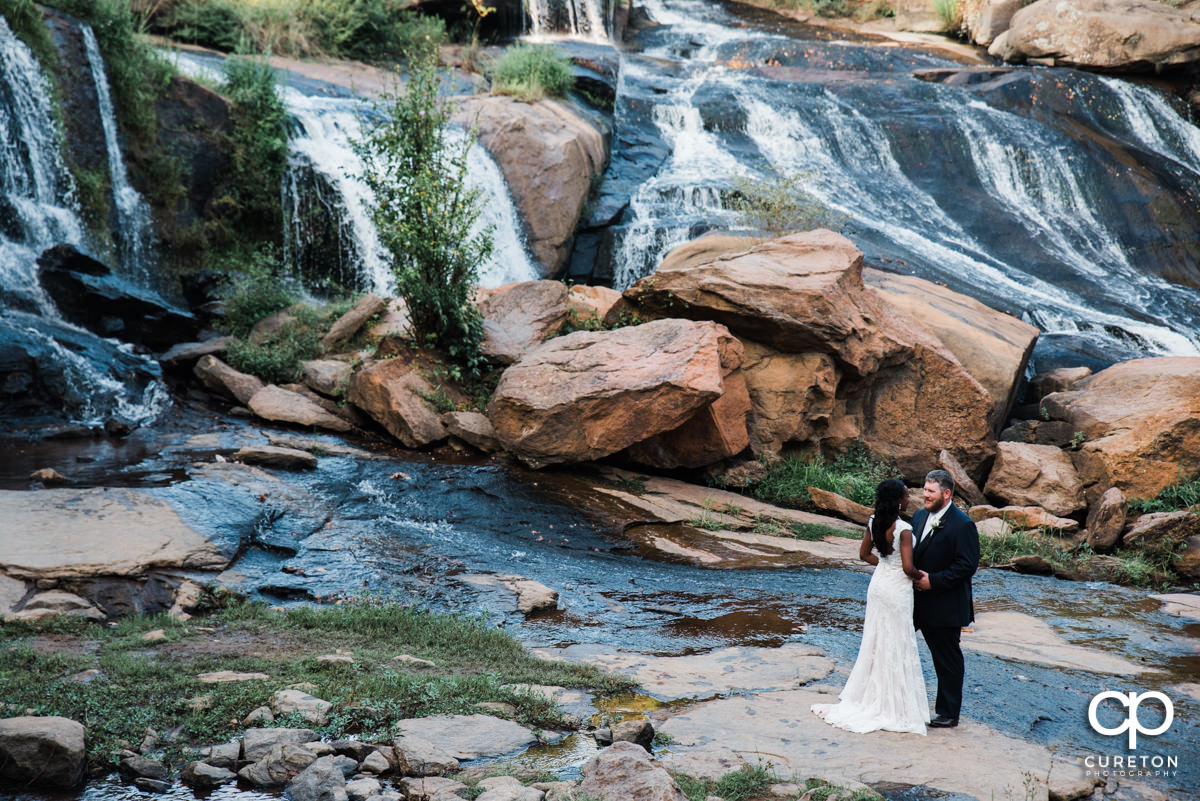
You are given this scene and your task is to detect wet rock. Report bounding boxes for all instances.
[392,734,460,776]
[242,727,319,761]
[479,280,569,364]
[324,294,386,352]
[120,754,167,780]
[288,755,349,801]
[302,359,353,397]
[239,742,320,786]
[134,777,170,793]
[611,719,654,750]
[359,749,390,774]
[939,449,987,507]
[579,740,688,801]
[0,487,229,580]
[181,761,236,789]
[205,742,240,769]
[0,716,86,788]
[995,0,1200,70]
[476,775,545,801]
[5,590,104,623]
[983,443,1086,517]
[969,505,1079,533]
[1084,487,1126,552]
[1028,367,1092,401]
[349,357,453,448]
[29,468,70,485]
[194,355,265,405]
[248,385,353,433]
[347,777,383,801]
[441,412,501,453]
[393,715,536,761]
[1041,357,1200,501]
[233,445,319,471]
[807,488,871,525]
[967,611,1151,674]
[489,319,738,468]
[160,336,232,367]
[453,97,607,275]
[271,689,332,726]
[1122,511,1200,548]
[1011,554,1055,575]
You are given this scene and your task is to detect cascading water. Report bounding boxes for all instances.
[168,50,538,294]
[606,0,1200,370]
[80,23,155,283]
[525,0,611,41]
[0,17,166,431]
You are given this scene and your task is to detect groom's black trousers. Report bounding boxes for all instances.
[918,625,963,719]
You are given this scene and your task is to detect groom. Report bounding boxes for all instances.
[911,468,980,728]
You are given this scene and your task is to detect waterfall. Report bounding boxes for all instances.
[0,16,84,313]
[80,23,156,283]
[525,0,611,41]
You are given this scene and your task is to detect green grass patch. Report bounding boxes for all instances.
[1130,477,1200,514]
[491,44,574,102]
[790,522,858,541]
[224,308,325,384]
[0,598,633,770]
[979,526,1184,590]
[0,0,58,68]
[752,442,901,509]
[800,777,882,800]
[218,249,297,338]
[673,765,777,801]
[223,56,289,246]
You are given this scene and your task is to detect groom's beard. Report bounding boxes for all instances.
[925,496,949,514]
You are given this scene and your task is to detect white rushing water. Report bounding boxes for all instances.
[0,17,84,312]
[168,50,538,293]
[80,23,156,283]
[525,0,610,41]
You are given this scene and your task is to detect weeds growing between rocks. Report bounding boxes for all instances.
[751,442,902,509]
[490,44,574,102]
[0,598,633,769]
[979,526,1184,590]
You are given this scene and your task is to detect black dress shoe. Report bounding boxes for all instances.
[929,715,959,728]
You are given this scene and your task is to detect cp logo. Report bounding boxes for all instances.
[1088,691,1174,749]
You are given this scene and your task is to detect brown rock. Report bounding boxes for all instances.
[1011,554,1055,575]
[232,445,319,471]
[454,97,606,276]
[1123,511,1200,548]
[656,232,755,272]
[896,0,947,32]
[160,336,232,367]
[865,268,1038,430]
[364,298,413,354]
[940,449,987,507]
[1040,357,1200,500]
[349,358,458,448]
[248,385,353,433]
[441,412,501,453]
[488,319,736,468]
[248,308,296,345]
[6,590,104,623]
[0,716,86,788]
[301,360,352,398]
[1085,487,1127,552]
[983,442,1086,517]
[970,505,1080,533]
[567,285,625,329]
[194,355,264,405]
[479,280,569,364]
[579,741,687,801]
[1028,367,1092,402]
[995,0,1200,70]
[30,468,70,485]
[967,0,1026,46]
[1178,536,1200,579]
[808,487,872,525]
[999,420,1077,448]
[323,294,386,352]
[740,342,838,460]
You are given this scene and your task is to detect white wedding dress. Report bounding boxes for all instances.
[811,518,929,735]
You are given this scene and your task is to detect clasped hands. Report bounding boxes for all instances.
[912,570,931,591]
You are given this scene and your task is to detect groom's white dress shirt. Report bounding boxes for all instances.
[918,501,951,546]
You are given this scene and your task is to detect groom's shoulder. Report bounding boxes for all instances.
[949,503,976,529]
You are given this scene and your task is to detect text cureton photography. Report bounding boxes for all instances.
[1085,690,1182,779]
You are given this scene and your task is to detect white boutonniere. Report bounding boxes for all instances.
[930,518,945,532]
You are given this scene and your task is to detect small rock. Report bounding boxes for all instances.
[271,689,333,726]
[323,294,387,352]
[160,336,232,367]
[477,775,546,801]
[288,755,350,801]
[180,761,237,790]
[199,670,270,683]
[392,654,437,669]
[205,742,240,769]
[5,590,104,624]
[359,750,390,774]
[302,359,354,397]
[30,468,70,484]
[969,505,1079,533]
[769,783,804,798]
[592,727,613,746]
[233,445,319,470]
[611,719,654,750]
[392,735,460,776]
[135,777,171,793]
[579,741,687,801]
[477,702,516,717]
[1085,486,1127,552]
[194,355,264,405]
[185,695,213,712]
[71,669,102,684]
[119,755,168,780]
[399,776,468,801]
[242,706,275,726]
[142,629,167,643]
[239,743,320,787]
[975,517,1013,538]
[317,654,355,666]
[330,740,375,762]
[242,727,319,761]
[1012,554,1055,576]
[347,777,383,801]
[808,487,872,524]
[309,742,336,757]
[441,412,502,453]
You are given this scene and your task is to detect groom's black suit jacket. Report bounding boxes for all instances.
[911,503,980,629]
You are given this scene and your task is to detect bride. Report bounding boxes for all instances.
[811,478,929,735]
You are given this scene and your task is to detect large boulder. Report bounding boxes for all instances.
[1122,511,1200,549]
[1040,357,1200,501]
[992,0,1200,70]
[488,319,742,468]
[322,294,386,352]
[454,96,607,276]
[287,755,349,801]
[578,740,688,801]
[625,232,998,478]
[348,357,459,448]
[966,0,1026,47]
[248,385,353,433]
[478,280,569,364]
[0,716,86,788]
[983,442,1086,517]
[1085,486,1127,552]
[242,727,320,761]
[194,355,264,405]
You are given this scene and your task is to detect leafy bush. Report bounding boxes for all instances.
[1130,478,1200,514]
[218,247,295,338]
[753,442,902,509]
[730,172,844,239]
[491,44,574,102]
[223,57,288,242]
[354,36,492,374]
[225,309,323,383]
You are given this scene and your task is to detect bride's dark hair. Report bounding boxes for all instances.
[871,478,908,557]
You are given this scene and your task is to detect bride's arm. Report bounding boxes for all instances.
[899,529,919,579]
[858,526,878,566]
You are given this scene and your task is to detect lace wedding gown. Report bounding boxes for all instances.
[811,519,929,735]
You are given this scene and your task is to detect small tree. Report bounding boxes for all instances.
[354,36,493,374]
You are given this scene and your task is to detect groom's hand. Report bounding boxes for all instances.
[913,571,931,591]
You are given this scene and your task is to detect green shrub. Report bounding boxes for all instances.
[1130,478,1200,514]
[753,442,902,509]
[673,765,776,801]
[0,0,58,67]
[225,309,323,384]
[491,44,574,102]
[354,36,492,374]
[224,56,288,243]
[933,0,962,31]
[218,248,295,338]
[730,172,844,239]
